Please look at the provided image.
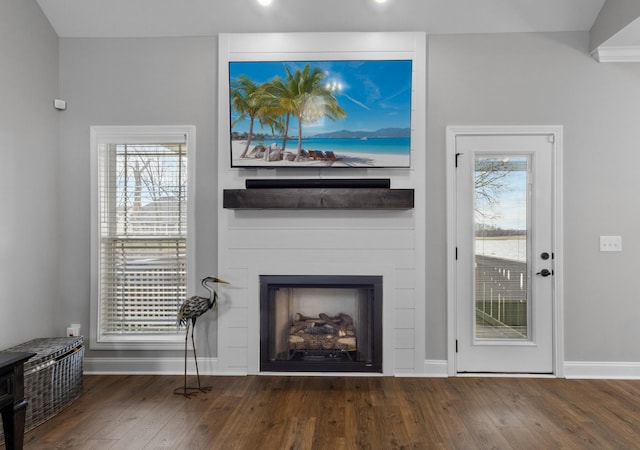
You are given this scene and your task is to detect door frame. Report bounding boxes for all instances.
[446,125,564,377]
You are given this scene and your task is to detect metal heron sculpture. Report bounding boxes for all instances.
[174,276,229,398]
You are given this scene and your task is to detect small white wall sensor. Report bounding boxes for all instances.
[53,99,67,110]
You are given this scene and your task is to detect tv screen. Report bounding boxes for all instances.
[229,59,412,168]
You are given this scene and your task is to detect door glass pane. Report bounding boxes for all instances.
[474,156,529,340]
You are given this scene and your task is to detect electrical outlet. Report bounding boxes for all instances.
[66,323,81,337]
[600,236,622,252]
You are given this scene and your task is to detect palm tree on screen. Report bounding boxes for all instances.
[230,75,269,158]
[263,74,297,153]
[283,64,346,161]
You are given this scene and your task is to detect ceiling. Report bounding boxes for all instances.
[35,0,640,60]
[604,16,640,45]
[37,0,608,38]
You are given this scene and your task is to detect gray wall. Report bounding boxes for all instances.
[57,37,219,359]
[0,0,59,348]
[428,31,640,362]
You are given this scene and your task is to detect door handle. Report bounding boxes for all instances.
[536,269,553,277]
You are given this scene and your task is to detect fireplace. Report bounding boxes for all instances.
[260,275,383,373]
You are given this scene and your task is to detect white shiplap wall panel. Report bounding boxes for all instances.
[224,249,416,271]
[228,210,416,228]
[224,326,249,348]
[221,267,249,288]
[394,289,416,309]
[218,32,426,375]
[226,229,415,250]
[394,308,416,329]
[222,345,249,371]
[394,268,417,288]
[221,307,249,329]
[394,328,415,349]
[395,349,416,370]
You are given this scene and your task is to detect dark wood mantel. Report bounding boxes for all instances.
[223,187,414,210]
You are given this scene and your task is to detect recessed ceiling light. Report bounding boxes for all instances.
[258,0,385,4]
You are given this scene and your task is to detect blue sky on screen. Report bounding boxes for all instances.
[229,60,412,135]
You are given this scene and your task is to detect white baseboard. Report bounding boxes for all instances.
[84,357,219,375]
[420,360,640,379]
[564,361,640,379]
[84,357,453,377]
[393,360,448,377]
[87,358,640,379]
[423,359,448,377]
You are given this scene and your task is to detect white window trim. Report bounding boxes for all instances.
[90,125,196,350]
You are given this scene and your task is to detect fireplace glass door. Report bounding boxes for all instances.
[260,275,382,373]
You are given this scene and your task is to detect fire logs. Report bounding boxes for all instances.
[288,313,356,351]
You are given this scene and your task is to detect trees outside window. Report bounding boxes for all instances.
[90,126,195,350]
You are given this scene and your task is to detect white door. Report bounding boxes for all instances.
[454,132,557,373]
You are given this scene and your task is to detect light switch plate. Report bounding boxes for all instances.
[600,235,622,252]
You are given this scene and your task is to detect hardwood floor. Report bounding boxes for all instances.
[22,375,640,449]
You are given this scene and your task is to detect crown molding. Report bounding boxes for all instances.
[592,45,640,63]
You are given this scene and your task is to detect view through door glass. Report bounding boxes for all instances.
[474,156,530,340]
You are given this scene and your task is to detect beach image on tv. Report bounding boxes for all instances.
[229,59,412,168]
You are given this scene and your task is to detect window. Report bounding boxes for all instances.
[90,126,195,350]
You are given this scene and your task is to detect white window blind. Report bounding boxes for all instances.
[98,141,187,335]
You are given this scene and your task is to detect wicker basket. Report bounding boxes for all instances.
[0,337,84,443]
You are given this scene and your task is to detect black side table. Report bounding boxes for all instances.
[0,352,35,450]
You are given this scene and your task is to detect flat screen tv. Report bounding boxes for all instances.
[229,59,412,168]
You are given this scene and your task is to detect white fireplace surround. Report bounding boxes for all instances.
[216,32,427,376]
